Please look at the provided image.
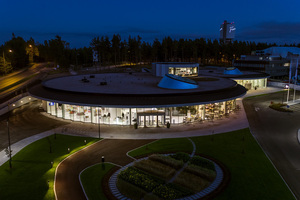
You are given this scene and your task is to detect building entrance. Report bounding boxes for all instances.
[137,110,165,127]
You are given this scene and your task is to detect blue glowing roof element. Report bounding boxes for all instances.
[158,74,198,89]
[224,67,243,75]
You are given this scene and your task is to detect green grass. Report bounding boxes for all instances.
[80,163,115,200]
[0,134,99,200]
[129,128,295,200]
[128,138,193,157]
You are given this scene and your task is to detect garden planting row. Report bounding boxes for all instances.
[117,152,216,200]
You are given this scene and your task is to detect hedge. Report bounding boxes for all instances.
[169,152,190,163]
[185,164,216,181]
[117,178,147,200]
[148,154,184,170]
[189,156,215,171]
[118,167,163,192]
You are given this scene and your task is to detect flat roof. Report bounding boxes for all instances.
[42,73,235,94]
[199,68,270,80]
[29,72,247,108]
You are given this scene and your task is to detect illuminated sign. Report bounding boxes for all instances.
[229,26,236,33]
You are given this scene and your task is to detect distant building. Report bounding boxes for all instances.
[233,47,300,79]
[152,62,199,77]
[220,20,236,43]
[198,66,269,90]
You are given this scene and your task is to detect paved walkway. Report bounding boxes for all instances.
[0,87,283,167]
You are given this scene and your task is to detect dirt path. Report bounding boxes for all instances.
[55,139,154,200]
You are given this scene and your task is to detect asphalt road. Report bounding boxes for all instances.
[55,139,154,200]
[243,91,300,199]
[0,63,51,97]
[0,100,69,151]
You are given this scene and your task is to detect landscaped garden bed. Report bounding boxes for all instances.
[116,153,218,200]
[269,102,293,112]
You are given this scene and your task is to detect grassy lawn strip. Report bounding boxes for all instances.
[0,134,99,200]
[128,137,193,157]
[0,74,37,92]
[129,128,295,200]
[80,163,115,200]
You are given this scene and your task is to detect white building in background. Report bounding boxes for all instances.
[152,62,199,77]
[233,47,300,79]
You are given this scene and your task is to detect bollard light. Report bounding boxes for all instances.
[68,148,70,153]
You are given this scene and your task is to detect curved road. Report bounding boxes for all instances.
[243,91,300,199]
[0,100,69,151]
[55,139,154,200]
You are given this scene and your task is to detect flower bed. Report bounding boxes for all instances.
[148,154,184,170]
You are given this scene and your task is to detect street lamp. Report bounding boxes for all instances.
[98,107,101,139]
[7,118,12,169]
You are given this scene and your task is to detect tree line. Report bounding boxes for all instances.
[1,33,299,74]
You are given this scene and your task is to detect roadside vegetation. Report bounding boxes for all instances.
[269,102,293,112]
[0,134,99,200]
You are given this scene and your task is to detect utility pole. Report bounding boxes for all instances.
[7,118,12,169]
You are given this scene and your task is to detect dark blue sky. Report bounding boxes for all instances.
[1,0,300,47]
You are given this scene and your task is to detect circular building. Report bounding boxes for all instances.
[198,66,270,90]
[29,72,246,127]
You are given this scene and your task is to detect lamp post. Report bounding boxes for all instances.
[7,118,12,169]
[98,107,101,139]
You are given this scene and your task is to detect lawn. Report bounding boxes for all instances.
[129,128,295,200]
[0,134,99,200]
[80,163,115,200]
[128,137,193,157]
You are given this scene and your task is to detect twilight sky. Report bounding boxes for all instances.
[1,0,300,48]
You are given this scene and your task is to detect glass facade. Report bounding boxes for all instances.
[168,67,198,77]
[235,78,267,90]
[45,99,237,127]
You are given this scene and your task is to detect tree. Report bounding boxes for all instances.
[26,37,39,64]
[111,34,121,65]
[4,34,29,69]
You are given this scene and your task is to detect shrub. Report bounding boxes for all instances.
[118,167,163,192]
[184,164,216,181]
[189,156,215,171]
[149,154,184,170]
[152,183,192,200]
[269,103,292,112]
[133,159,176,180]
[174,171,210,192]
[116,178,147,200]
[144,193,162,200]
[170,152,190,163]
